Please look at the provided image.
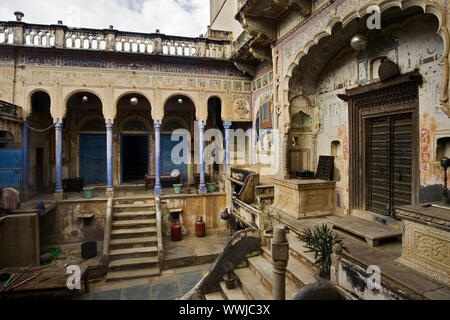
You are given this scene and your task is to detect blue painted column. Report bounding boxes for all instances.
[21,118,29,196]
[106,119,114,190]
[198,121,207,193]
[54,119,63,195]
[223,121,232,177]
[154,120,162,195]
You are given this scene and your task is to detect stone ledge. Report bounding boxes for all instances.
[396,204,450,232]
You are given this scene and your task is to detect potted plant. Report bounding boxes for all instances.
[303,223,348,280]
[222,261,235,289]
[259,201,282,250]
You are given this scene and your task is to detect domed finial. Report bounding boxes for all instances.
[14,11,24,22]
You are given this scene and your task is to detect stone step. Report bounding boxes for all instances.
[114,196,155,204]
[108,256,159,270]
[110,236,158,249]
[113,211,156,219]
[219,281,248,300]
[112,219,156,228]
[114,203,156,212]
[285,233,317,270]
[110,227,157,239]
[327,215,402,247]
[261,246,316,288]
[256,195,274,204]
[248,255,301,299]
[255,184,274,196]
[106,266,160,282]
[234,267,272,300]
[109,246,158,260]
[204,291,225,300]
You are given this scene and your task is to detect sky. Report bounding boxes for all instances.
[0,0,210,37]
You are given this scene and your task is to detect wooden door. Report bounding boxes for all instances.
[367,113,413,216]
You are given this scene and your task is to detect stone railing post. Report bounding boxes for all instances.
[154,31,162,54]
[271,226,289,300]
[11,23,24,45]
[54,23,65,48]
[330,243,342,285]
[105,25,116,51]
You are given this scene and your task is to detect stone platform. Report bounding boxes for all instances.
[272,178,335,219]
[161,230,229,269]
[396,204,450,287]
[328,215,402,246]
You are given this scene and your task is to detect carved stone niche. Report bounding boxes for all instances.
[289,95,314,175]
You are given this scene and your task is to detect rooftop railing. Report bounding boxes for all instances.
[0,21,232,60]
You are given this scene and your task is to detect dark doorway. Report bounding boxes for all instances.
[36,148,44,190]
[121,134,149,183]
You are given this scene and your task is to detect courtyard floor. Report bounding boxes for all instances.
[77,263,212,300]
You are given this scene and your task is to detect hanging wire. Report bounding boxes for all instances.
[25,121,55,132]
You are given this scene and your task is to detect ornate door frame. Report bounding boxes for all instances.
[339,71,422,214]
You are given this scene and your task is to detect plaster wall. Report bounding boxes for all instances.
[312,16,447,212]
[210,0,244,40]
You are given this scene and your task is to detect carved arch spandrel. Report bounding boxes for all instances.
[281,0,450,118]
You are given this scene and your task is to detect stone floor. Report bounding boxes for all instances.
[77,263,212,300]
[164,230,229,261]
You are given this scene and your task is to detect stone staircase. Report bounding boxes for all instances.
[106,197,161,282]
[204,232,317,300]
[255,184,274,205]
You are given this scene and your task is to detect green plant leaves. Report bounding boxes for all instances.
[303,223,348,277]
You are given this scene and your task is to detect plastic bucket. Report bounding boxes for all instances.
[173,184,183,194]
[81,241,97,259]
[207,183,215,193]
[83,187,94,198]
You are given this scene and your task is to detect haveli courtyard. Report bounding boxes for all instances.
[0,0,449,301]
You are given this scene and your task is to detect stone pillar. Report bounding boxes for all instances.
[12,23,24,45]
[198,121,207,193]
[106,119,114,197]
[283,133,290,179]
[54,24,66,48]
[21,118,28,197]
[105,26,116,51]
[54,119,64,200]
[271,226,289,300]
[330,244,343,286]
[223,121,232,176]
[154,120,162,195]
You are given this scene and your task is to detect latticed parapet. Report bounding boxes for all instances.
[0,21,233,60]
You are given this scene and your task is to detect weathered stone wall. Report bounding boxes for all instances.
[0,213,40,268]
[39,200,107,246]
[312,15,447,211]
[162,193,226,235]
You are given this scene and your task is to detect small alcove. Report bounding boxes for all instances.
[331,140,342,158]
[436,137,450,161]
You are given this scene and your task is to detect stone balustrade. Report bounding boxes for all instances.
[0,21,232,60]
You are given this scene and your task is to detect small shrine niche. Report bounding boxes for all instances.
[436,137,450,161]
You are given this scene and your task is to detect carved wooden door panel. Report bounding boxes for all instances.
[367,113,412,216]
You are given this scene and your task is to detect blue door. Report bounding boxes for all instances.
[80,134,106,185]
[0,149,22,188]
[161,134,187,182]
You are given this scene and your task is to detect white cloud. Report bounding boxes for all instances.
[0,0,210,37]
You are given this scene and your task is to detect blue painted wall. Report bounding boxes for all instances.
[80,134,106,185]
[0,149,22,188]
[161,134,187,182]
